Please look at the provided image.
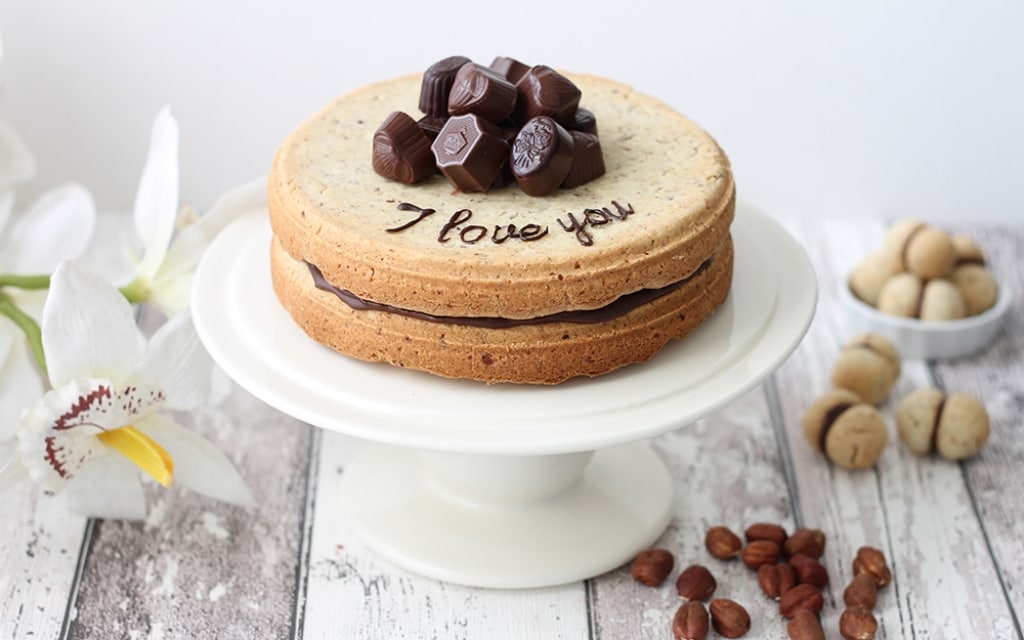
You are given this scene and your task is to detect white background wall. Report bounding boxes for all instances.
[1,1,1022,221]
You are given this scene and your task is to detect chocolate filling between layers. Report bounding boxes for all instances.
[307,258,712,328]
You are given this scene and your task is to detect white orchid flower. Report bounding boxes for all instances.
[120,106,263,315]
[1,184,97,441]
[0,261,253,519]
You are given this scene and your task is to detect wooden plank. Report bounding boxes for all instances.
[300,430,591,640]
[590,384,796,640]
[929,224,1024,633]
[0,483,88,639]
[65,382,314,639]
[775,217,1018,638]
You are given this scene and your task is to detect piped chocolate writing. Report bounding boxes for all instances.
[390,200,633,247]
[308,258,711,328]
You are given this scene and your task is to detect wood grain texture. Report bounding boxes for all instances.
[589,385,795,639]
[300,430,592,640]
[777,218,1019,638]
[930,224,1024,636]
[65,383,314,640]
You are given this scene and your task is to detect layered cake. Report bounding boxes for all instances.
[268,56,736,384]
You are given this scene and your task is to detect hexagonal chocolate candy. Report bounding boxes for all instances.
[432,114,510,192]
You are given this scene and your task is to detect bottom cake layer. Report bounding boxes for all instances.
[270,236,734,384]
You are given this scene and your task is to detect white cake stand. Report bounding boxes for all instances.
[191,201,816,589]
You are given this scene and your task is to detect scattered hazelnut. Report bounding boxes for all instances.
[779,583,824,619]
[831,333,901,405]
[676,564,717,601]
[852,546,892,588]
[783,528,827,560]
[705,526,743,560]
[843,573,879,609]
[896,388,990,460]
[919,278,966,321]
[839,606,878,640]
[802,389,889,470]
[786,609,825,640]
[741,539,781,570]
[630,548,674,586]
[951,263,999,315]
[673,600,710,640]
[789,554,829,588]
[744,522,788,546]
[849,252,898,307]
[708,598,751,638]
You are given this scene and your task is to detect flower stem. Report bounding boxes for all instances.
[0,295,47,374]
[0,273,51,290]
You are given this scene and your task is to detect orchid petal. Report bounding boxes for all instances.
[0,117,36,192]
[146,272,194,316]
[129,312,211,410]
[158,177,266,282]
[133,106,179,280]
[42,261,141,386]
[0,321,13,369]
[140,414,254,507]
[2,183,96,273]
[0,339,43,441]
[65,454,148,520]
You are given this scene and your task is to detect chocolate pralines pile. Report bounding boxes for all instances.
[371,55,606,197]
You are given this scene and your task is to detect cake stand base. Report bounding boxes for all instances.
[340,441,673,589]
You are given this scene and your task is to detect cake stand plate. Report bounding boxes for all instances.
[192,200,816,588]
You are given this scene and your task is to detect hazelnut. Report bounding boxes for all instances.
[783,528,827,559]
[951,233,986,266]
[631,548,675,586]
[951,264,999,316]
[676,564,717,601]
[779,583,824,619]
[852,546,892,588]
[896,388,990,460]
[839,606,878,640]
[802,389,889,470]
[789,553,829,588]
[744,522,788,546]
[673,600,710,640]
[708,598,751,638]
[705,526,743,560]
[919,278,966,321]
[787,609,825,640]
[741,540,781,569]
[843,573,879,609]
[876,272,923,318]
[831,333,901,405]
[849,252,898,307]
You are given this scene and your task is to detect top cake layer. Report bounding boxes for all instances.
[268,72,735,320]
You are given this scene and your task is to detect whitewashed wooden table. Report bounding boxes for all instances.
[2,216,1021,639]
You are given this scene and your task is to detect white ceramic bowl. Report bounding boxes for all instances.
[839,281,1011,360]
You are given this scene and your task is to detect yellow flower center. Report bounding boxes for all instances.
[97,426,174,487]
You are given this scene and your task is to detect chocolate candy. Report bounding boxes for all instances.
[489,56,531,84]
[511,116,575,196]
[569,107,598,135]
[432,114,510,192]
[372,111,435,185]
[561,131,605,189]
[416,115,447,142]
[515,65,581,126]
[419,55,471,117]
[447,63,517,124]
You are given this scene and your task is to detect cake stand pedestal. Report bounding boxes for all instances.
[192,201,816,589]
